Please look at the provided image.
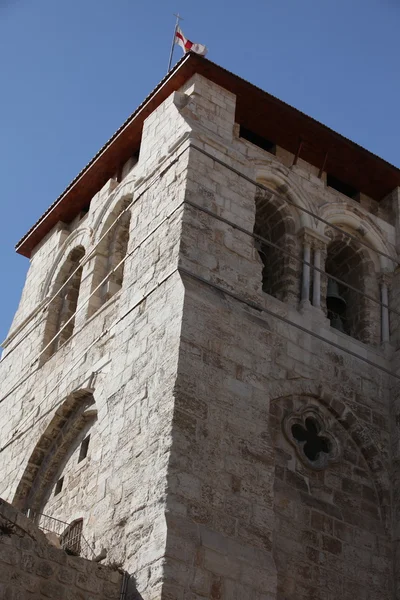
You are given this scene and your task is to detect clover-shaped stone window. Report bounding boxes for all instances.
[283,408,339,469]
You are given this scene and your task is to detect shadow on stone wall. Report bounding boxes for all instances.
[0,498,124,599]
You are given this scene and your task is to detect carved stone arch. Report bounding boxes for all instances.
[324,227,377,277]
[40,245,86,361]
[269,385,390,525]
[253,171,305,305]
[317,204,396,344]
[13,389,97,513]
[268,379,390,487]
[322,223,381,343]
[270,387,391,600]
[92,188,133,244]
[41,228,90,301]
[87,194,132,316]
[254,164,314,232]
[319,202,396,272]
[95,195,132,249]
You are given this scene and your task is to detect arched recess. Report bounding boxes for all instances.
[268,383,390,523]
[41,245,86,362]
[253,178,301,304]
[270,391,391,600]
[13,389,97,514]
[91,187,132,239]
[41,228,91,301]
[317,205,396,344]
[319,203,395,273]
[254,165,315,231]
[87,197,131,317]
[324,228,380,344]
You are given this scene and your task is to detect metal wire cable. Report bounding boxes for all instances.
[5,137,400,369]
[0,167,395,409]
[191,143,398,267]
[3,193,398,439]
[1,203,398,452]
[1,194,386,412]
[2,260,398,460]
[179,266,396,378]
[0,152,182,365]
[0,267,178,456]
[185,199,393,316]
[1,199,131,362]
[2,140,397,368]
[0,146,190,406]
[0,197,185,408]
[1,139,398,423]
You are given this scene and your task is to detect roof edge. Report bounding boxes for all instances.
[15,52,192,257]
[16,54,400,257]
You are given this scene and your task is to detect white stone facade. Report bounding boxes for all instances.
[1,68,399,599]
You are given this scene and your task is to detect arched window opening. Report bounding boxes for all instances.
[324,236,378,344]
[60,519,83,556]
[89,203,131,316]
[101,209,131,303]
[42,246,85,361]
[13,390,96,514]
[253,189,299,303]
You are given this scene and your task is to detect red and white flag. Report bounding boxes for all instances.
[175,27,207,57]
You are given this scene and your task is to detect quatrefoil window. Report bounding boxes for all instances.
[291,418,331,461]
[283,408,339,469]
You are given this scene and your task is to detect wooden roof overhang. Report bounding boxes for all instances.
[16,53,400,257]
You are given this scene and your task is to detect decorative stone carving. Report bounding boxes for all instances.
[283,407,340,469]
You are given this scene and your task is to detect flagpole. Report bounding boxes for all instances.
[167,13,182,72]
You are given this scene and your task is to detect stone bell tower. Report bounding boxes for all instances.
[1,53,400,599]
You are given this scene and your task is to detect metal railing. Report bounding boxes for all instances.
[26,510,95,560]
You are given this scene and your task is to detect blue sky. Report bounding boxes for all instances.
[1,0,400,342]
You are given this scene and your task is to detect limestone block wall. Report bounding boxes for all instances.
[164,73,395,599]
[5,223,71,339]
[1,67,399,600]
[0,499,122,600]
[0,87,197,599]
[168,276,392,599]
[166,281,279,600]
[271,394,390,600]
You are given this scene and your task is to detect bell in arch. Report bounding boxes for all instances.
[326,279,347,333]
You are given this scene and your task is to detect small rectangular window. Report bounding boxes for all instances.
[78,435,90,463]
[54,476,64,496]
[239,126,276,155]
[327,174,359,201]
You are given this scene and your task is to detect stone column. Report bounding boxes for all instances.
[380,274,391,344]
[312,239,328,311]
[299,229,329,313]
[312,246,322,308]
[301,237,312,306]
